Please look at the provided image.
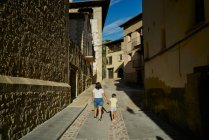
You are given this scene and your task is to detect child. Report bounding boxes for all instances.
[109,93,118,122]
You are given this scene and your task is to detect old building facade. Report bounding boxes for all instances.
[69,0,110,83]
[143,0,209,138]
[120,13,144,86]
[0,0,95,139]
[0,0,70,139]
[105,39,124,79]
[68,12,94,101]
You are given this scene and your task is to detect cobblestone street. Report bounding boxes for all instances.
[60,103,92,140]
[18,79,195,140]
[60,103,129,140]
[58,79,192,140]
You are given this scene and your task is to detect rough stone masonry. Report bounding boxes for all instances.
[0,0,71,139]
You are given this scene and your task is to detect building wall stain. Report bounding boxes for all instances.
[145,75,201,137]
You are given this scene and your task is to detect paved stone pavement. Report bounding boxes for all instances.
[59,79,192,140]
[21,79,192,140]
[60,102,92,140]
[20,85,95,140]
[60,103,129,140]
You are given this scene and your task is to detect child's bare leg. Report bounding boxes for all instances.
[113,111,116,120]
[111,112,114,121]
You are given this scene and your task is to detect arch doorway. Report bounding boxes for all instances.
[118,68,123,78]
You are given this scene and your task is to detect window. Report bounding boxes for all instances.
[161,27,166,50]
[114,44,121,51]
[108,56,112,65]
[195,0,205,25]
[107,47,113,53]
[108,68,114,79]
[127,35,131,42]
[118,54,123,61]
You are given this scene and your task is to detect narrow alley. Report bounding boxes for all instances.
[18,79,192,140]
[58,79,191,140]
[1,0,209,139]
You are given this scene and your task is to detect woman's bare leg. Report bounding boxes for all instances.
[94,107,97,117]
[98,106,102,120]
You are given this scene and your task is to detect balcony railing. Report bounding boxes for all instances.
[84,45,94,62]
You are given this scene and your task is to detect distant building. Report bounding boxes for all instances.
[120,13,144,86]
[69,0,110,83]
[143,0,209,138]
[105,39,124,79]
[102,40,111,79]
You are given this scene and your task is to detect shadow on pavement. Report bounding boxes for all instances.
[113,79,195,140]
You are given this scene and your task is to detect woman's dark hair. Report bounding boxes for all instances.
[112,93,116,98]
[95,82,102,89]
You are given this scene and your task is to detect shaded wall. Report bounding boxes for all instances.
[68,14,93,96]
[144,29,209,137]
[143,0,209,137]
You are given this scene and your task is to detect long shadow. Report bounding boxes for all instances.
[114,79,196,140]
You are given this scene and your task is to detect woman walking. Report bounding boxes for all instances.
[92,82,108,121]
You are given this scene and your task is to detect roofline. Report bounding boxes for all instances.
[69,12,91,18]
[70,0,107,7]
[69,0,111,29]
[119,13,142,28]
[103,38,123,46]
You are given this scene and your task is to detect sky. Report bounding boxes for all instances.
[72,0,142,41]
[103,0,142,41]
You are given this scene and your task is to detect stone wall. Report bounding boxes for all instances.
[0,0,69,82]
[68,41,93,96]
[0,79,70,139]
[0,0,70,139]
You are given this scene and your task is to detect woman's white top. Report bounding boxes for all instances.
[93,88,104,98]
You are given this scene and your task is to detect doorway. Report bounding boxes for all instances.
[118,68,123,78]
[198,70,209,138]
[108,68,114,79]
[70,68,77,102]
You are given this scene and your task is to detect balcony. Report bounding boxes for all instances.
[84,45,94,62]
[85,55,94,62]
[131,37,141,48]
[127,37,141,53]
